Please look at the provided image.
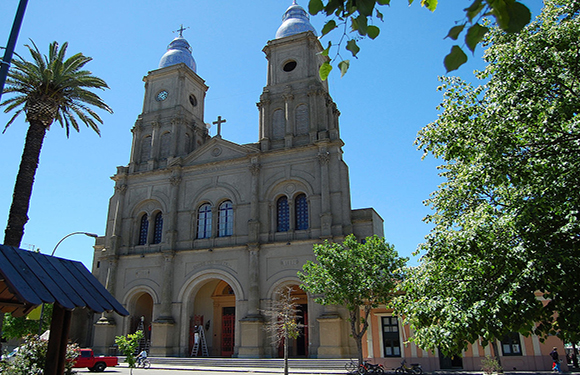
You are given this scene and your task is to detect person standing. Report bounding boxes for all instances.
[551,347,562,372]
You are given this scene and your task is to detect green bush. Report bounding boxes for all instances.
[0,334,78,375]
[481,355,502,375]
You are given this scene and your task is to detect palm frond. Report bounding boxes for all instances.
[1,39,111,135]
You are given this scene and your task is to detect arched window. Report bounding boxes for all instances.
[160,132,171,159]
[273,109,285,140]
[277,196,290,232]
[153,212,163,244]
[295,194,308,230]
[140,136,152,163]
[197,203,212,239]
[218,200,234,237]
[138,214,148,245]
[295,104,309,135]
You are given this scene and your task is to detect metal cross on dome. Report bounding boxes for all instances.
[174,24,189,37]
[213,116,227,138]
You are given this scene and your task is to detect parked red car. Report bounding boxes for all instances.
[73,348,118,372]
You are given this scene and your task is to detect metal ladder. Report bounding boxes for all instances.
[190,325,209,357]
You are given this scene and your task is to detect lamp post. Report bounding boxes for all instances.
[51,231,98,256]
[38,231,99,334]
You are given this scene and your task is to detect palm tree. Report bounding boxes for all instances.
[0,40,112,247]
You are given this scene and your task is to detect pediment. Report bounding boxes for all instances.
[182,137,259,167]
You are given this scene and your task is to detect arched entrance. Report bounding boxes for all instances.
[275,285,308,358]
[189,279,236,357]
[130,292,154,344]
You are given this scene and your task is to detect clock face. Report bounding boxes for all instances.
[156,90,168,101]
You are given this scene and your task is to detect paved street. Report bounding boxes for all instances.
[74,362,334,375]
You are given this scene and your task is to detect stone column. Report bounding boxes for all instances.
[238,161,264,357]
[128,122,141,173]
[283,91,294,148]
[307,87,319,143]
[317,305,344,358]
[150,121,160,169]
[318,147,333,238]
[258,90,271,151]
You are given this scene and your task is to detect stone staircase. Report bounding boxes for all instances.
[144,357,349,372]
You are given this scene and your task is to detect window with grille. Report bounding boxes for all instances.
[295,194,308,230]
[501,333,522,356]
[382,316,401,357]
[138,214,148,245]
[218,201,233,237]
[197,203,212,239]
[277,196,290,232]
[153,212,163,244]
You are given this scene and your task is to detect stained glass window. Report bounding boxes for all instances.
[218,201,233,237]
[153,212,163,244]
[295,194,308,230]
[138,214,148,245]
[277,196,290,232]
[197,203,212,239]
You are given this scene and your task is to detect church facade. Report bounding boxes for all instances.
[91,3,382,358]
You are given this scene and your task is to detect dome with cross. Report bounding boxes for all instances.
[275,1,317,39]
[159,26,197,72]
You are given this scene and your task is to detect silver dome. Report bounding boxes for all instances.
[159,33,197,72]
[275,1,317,39]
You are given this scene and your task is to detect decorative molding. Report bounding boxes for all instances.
[249,163,261,176]
[115,184,128,195]
[170,176,182,186]
[211,147,222,157]
[317,152,330,165]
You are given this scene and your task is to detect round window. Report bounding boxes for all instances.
[189,94,197,107]
[283,60,297,72]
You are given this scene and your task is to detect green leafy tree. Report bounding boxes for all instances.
[0,334,78,375]
[308,0,531,78]
[115,330,144,374]
[262,286,303,375]
[0,40,112,248]
[2,304,52,340]
[394,0,580,361]
[299,235,407,364]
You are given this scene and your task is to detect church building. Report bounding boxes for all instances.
[91,2,383,358]
[88,2,567,370]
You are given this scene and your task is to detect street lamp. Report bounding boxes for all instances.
[38,231,99,334]
[51,231,98,256]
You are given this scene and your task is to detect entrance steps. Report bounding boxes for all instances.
[148,357,349,371]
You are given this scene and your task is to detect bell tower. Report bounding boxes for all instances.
[129,28,210,173]
[258,2,341,151]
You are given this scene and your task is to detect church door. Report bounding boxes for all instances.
[221,307,235,357]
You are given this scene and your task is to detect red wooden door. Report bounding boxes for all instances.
[221,307,235,357]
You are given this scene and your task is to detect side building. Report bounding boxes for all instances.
[91,3,382,358]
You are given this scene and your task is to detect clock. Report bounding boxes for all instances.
[156,90,168,101]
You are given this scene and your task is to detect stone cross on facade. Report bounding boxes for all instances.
[174,24,189,37]
[213,116,227,138]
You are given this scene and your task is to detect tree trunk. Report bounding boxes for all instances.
[491,339,503,371]
[284,331,289,375]
[3,120,47,247]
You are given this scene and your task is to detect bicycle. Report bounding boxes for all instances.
[136,358,151,369]
[345,358,363,374]
[345,359,385,374]
[394,359,422,374]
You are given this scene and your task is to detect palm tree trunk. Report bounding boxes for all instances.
[3,120,47,247]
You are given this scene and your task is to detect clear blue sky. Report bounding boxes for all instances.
[0,1,541,268]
